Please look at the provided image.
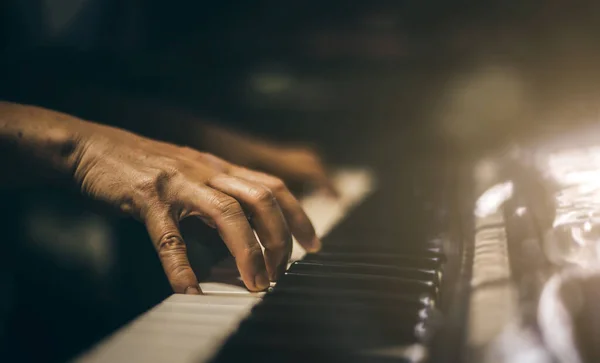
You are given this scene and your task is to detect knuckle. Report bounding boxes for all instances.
[154,169,177,192]
[138,168,179,200]
[212,196,244,219]
[248,186,276,207]
[156,232,187,253]
[267,177,287,193]
[135,173,160,196]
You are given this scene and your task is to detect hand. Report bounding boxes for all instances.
[261,146,337,196]
[73,123,320,294]
[201,125,337,195]
[52,92,337,195]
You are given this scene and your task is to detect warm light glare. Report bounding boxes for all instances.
[475,181,514,218]
[540,146,600,268]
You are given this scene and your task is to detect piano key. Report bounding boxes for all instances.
[252,293,436,318]
[269,287,437,310]
[232,320,422,348]
[258,288,435,311]
[212,340,414,363]
[321,241,443,254]
[76,295,261,363]
[304,252,445,269]
[241,305,425,328]
[229,300,431,349]
[289,260,441,285]
[229,323,421,353]
[277,272,438,299]
[198,281,267,296]
[164,293,262,307]
[247,302,430,331]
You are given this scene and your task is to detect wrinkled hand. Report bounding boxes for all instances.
[201,125,337,195]
[74,123,320,294]
[249,146,337,196]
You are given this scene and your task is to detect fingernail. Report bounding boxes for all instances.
[185,286,202,295]
[254,273,270,291]
[306,237,322,253]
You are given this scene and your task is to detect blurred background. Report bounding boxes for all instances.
[3,0,600,362]
[3,0,600,155]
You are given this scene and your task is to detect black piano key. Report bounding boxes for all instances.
[250,298,432,322]
[288,260,441,286]
[233,324,421,348]
[233,311,422,350]
[277,272,438,300]
[304,252,444,269]
[212,339,412,363]
[252,299,436,324]
[260,288,436,310]
[321,241,444,255]
[244,309,423,331]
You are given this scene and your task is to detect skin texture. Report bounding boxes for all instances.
[199,125,338,196]
[59,89,337,195]
[0,101,322,294]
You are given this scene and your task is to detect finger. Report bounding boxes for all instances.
[230,167,321,252]
[179,184,269,291]
[144,207,201,295]
[274,150,338,196]
[310,164,339,197]
[208,174,292,281]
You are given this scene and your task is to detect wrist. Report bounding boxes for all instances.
[0,102,88,182]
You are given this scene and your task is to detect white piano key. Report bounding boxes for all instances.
[197,281,267,296]
[163,293,261,306]
[143,311,247,325]
[363,343,428,362]
[76,296,255,363]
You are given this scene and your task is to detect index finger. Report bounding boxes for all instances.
[311,164,339,197]
[145,207,201,295]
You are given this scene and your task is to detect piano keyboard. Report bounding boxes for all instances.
[209,169,450,363]
[75,168,378,363]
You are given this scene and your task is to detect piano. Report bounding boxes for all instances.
[73,120,600,363]
[75,135,474,363]
[2,1,599,362]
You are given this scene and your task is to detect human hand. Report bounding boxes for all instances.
[200,125,337,196]
[73,122,320,294]
[255,145,338,196]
